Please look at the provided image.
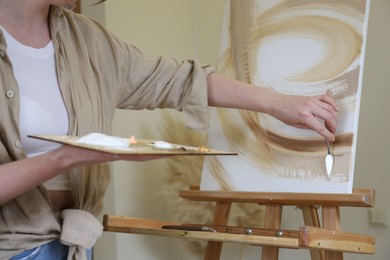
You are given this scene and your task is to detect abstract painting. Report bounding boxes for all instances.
[200,0,371,193]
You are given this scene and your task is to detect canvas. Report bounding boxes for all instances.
[200,0,371,193]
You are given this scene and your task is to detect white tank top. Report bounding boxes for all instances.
[2,26,71,190]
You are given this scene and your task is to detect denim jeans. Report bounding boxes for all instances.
[10,239,92,260]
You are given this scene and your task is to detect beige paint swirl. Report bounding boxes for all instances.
[207,0,368,185]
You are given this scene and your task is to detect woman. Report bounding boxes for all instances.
[0,0,338,259]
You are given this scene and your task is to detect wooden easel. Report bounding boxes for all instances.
[103,187,375,260]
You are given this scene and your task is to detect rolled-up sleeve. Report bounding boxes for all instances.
[117,44,214,130]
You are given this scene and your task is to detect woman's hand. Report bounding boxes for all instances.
[0,145,168,205]
[207,73,338,141]
[58,144,170,169]
[268,92,338,141]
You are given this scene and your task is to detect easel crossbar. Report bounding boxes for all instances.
[103,188,376,259]
[179,188,375,207]
[103,215,375,254]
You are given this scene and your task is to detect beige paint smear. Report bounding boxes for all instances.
[209,0,366,182]
[250,15,362,82]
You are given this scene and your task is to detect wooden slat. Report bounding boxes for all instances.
[322,207,343,259]
[205,202,231,260]
[261,204,283,260]
[103,215,176,232]
[179,189,375,207]
[103,215,375,255]
[300,226,375,254]
[302,206,321,228]
[301,206,325,260]
[162,224,300,239]
[103,215,300,248]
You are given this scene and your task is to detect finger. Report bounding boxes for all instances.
[303,116,335,141]
[316,98,338,120]
[319,93,339,112]
[312,106,337,134]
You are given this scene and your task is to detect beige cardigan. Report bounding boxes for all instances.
[0,5,213,259]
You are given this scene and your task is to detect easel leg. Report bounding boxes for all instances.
[302,206,325,260]
[204,202,231,260]
[261,204,283,260]
[322,206,343,260]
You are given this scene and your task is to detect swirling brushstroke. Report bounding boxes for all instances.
[207,0,367,184]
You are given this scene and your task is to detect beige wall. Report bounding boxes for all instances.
[344,1,390,259]
[82,0,390,259]
[103,1,199,260]
[87,0,225,259]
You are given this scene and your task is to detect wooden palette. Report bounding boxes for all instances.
[28,134,238,156]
